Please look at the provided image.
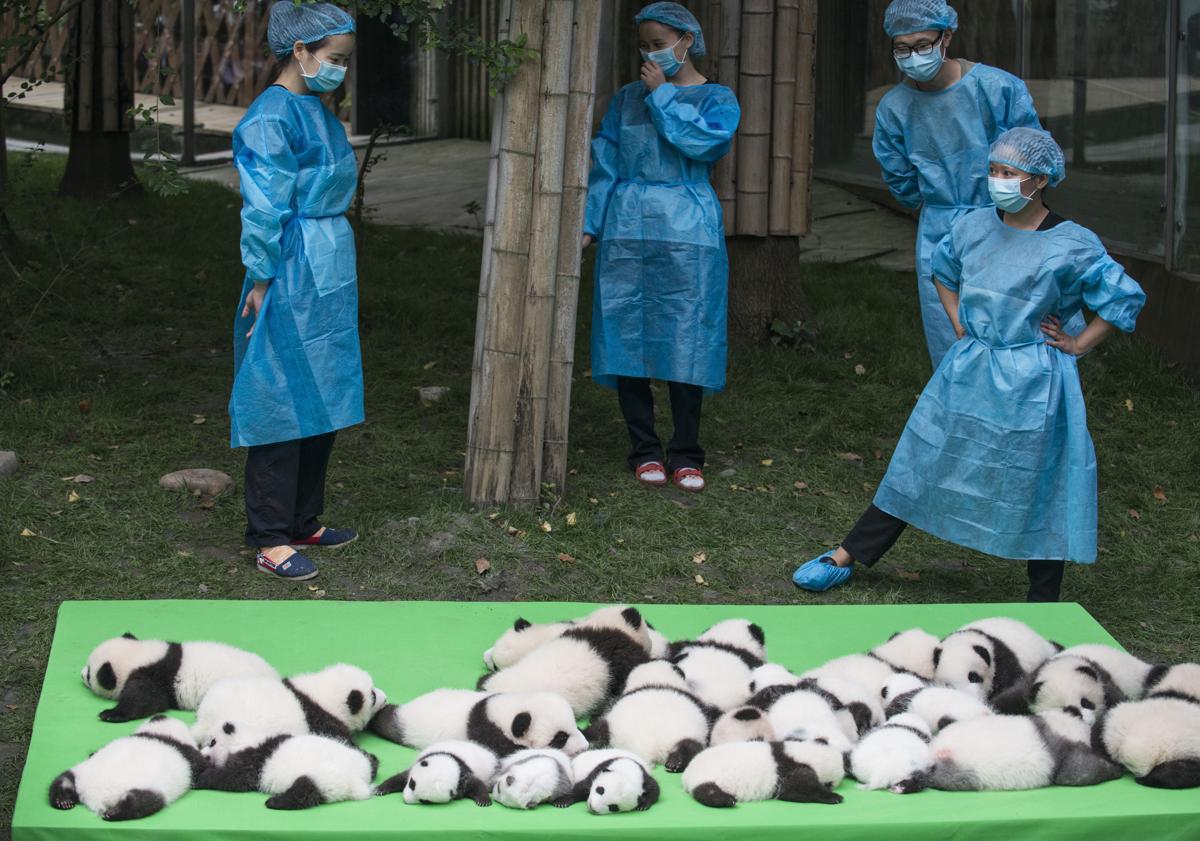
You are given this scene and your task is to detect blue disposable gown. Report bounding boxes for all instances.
[873,209,1145,563]
[228,86,363,448]
[584,81,740,392]
[873,62,1060,368]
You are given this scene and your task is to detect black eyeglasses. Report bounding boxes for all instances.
[893,32,943,59]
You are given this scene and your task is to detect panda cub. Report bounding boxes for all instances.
[369,689,587,756]
[922,707,1122,792]
[670,619,767,711]
[710,706,776,746]
[377,740,499,806]
[49,715,205,821]
[197,729,378,809]
[849,713,931,792]
[481,607,669,672]
[934,617,1058,702]
[1144,662,1200,704]
[1059,644,1154,700]
[193,663,386,753]
[884,684,993,734]
[993,653,1127,716]
[766,685,853,751]
[868,628,941,680]
[683,739,845,808]
[81,634,277,722]
[491,749,574,809]
[583,661,719,772]
[552,749,660,813]
[802,654,898,701]
[1093,696,1200,789]
[479,606,652,717]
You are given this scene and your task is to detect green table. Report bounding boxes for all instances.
[13,600,1200,840]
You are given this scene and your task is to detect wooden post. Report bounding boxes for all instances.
[735,0,771,235]
[789,0,816,235]
[713,0,740,231]
[768,0,798,235]
[509,0,574,502]
[543,0,601,493]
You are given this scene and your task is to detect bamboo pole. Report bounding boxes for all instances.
[713,0,740,231]
[769,0,798,235]
[735,0,772,236]
[543,0,601,492]
[465,0,546,505]
[789,0,816,235]
[509,0,574,502]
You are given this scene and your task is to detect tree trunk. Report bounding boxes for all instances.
[726,235,808,345]
[0,100,21,266]
[59,0,138,199]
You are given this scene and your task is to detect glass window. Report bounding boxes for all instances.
[1026,0,1169,257]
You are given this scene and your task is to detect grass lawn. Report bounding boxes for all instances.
[1,155,1198,830]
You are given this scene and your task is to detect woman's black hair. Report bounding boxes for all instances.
[266,36,330,86]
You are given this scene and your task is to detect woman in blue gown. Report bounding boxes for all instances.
[873,0,1056,370]
[228,1,362,581]
[794,128,1146,601]
[583,2,740,493]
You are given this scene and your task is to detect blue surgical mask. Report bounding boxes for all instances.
[641,35,686,78]
[300,54,347,93]
[894,46,944,83]
[988,175,1035,213]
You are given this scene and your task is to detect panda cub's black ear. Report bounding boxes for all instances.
[971,645,992,667]
[511,712,532,737]
[347,690,365,715]
[121,632,138,640]
[620,607,643,630]
[96,662,117,691]
[887,631,901,642]
[734,708,761,721]
[513,618,532,632]
[1076,665,1100,681]
[932,647,942,668]
[748,623,765,646]
[223,722,236,734]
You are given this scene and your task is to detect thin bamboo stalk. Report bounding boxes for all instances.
[769,0,798,235]
[736,0,773,236]
[509,0,574,502]
[465,0,547,505]
[714,0,740,231]
[543,0,601,492]
[789,0,816,235]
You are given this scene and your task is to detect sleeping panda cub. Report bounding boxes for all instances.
[868,628,942,680]
[369,689,588,756]
[1144,662,1200,704]
[583,663,720,772]
[377,740,500,806]
[934,617,1059,702]
[553,749,660,813]
[49,715,205,821]
[683,738,845,808]
[481,607,669,672]
[884,684,993,734]
[1093,696,1200,789]
[849,713,931,793]
[81,634,277,722]
[479,606,652,717]
[1058,644,1155,701]
[992,653,1127,716]
[710,706,776,746]
[491,749,574,809]
[197,728,379,809]
[670,619,767,711]
[193,663,387,753]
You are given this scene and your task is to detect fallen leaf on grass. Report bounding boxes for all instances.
[760,458,774,467]
[423,361,437,370]
[843,352,854,360]
[588,497,599,505]
[308,584,319,591]
[1189,534,1199,543]
[897,570,921,581]
[474,557,492,575]
[488,512,500,520]
[862,483,873,492]
[198,584,210,594]
[854,364,867,376]
[793,481,808,491]
[198,497,215,510]
[311,589,326,599]
[557,552,575,564]
[62,474,94,483]
[693,552,707,564]
[67,490,80,503]
[1128,508,1141,521]
[1154,486,1168,504]
[566,512,578,526]
[694,574,707,586]
[838,452,863,463]
[1124,399,1134,412]
[78,399,91,414]
[19,528,35,537]
[192,414,207,425]
[1166,420,1178,429]
[540,521,553,533]
[874,449,883,461]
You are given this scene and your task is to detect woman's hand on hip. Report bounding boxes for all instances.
[1040,315,1079,355]
[242,281,269,338]
[640,61,666,91]
[581,234,594,249]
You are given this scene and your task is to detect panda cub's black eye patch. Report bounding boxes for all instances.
[595,786,605,795]
[1081,698,1096,710]
[420,761,429,767]
[968,672,983,684]
[549,731,569,749]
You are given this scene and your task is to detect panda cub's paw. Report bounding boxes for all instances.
[49,773,78,810]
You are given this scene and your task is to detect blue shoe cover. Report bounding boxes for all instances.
[792,551,853,592]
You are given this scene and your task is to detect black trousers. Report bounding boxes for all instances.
[616,377,705,472]
[244,431,336,548]
[842,504,1066,603]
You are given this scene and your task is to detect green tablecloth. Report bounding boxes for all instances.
[13,600,1200,840]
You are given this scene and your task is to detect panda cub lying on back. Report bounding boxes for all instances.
[81,633,277,722]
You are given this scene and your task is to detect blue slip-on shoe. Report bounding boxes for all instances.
[290,527,358,550]
[792,551,853,592]
[256,550,319,581]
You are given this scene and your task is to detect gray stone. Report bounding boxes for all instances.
[159,468,234,496]
[0,451,18,478]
